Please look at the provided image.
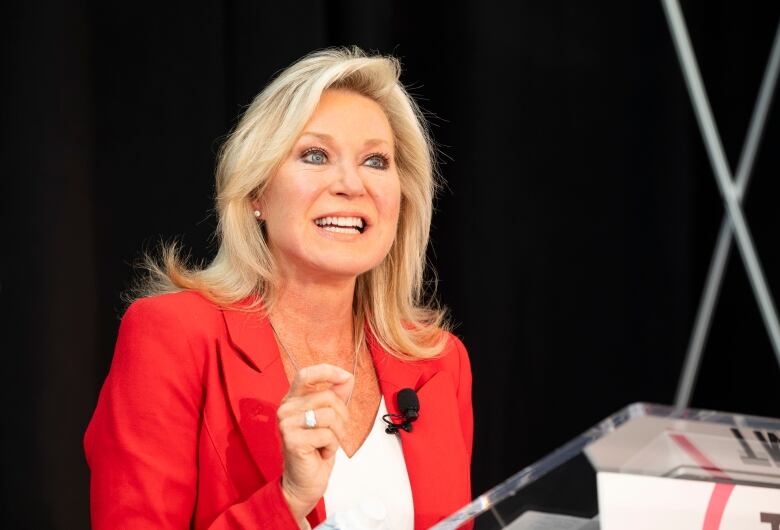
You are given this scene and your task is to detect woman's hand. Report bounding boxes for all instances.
[277,363,354,522]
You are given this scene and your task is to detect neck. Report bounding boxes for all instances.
[269,275,357,360]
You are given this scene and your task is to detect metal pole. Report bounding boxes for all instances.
[675,18,780,408]
[661,0,780,408]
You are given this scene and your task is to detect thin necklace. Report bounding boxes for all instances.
[268,321,359,407]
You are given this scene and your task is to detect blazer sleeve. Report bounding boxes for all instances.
[84,297,302,530]
[451,334,474,530]
[453,335,474,460]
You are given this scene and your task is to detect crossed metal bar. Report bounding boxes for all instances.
[659,0,780,408]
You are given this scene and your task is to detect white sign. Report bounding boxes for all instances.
[598,472,780,530]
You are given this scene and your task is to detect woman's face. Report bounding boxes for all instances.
[257,89,402,284]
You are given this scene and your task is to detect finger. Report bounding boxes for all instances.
[279,407,348,443]
[308,428,339,461]
[289,364,353,398]
[328,373,354,404]
[279,390,350,424]
[284,426,339,460]
[319,440,339,461]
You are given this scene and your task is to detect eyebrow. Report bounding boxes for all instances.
[300,131,392,148]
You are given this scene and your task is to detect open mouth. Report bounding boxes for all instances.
[314,216,366,234]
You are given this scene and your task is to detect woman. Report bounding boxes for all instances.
[85,47,472,529]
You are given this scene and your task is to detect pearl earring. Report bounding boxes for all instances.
[253,210,261,219]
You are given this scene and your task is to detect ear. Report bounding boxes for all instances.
[249,192,266,219]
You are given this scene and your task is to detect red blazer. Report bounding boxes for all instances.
[84,291,473,529]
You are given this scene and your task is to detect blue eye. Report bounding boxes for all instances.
[364,153,389,169]
[302,148,328,165]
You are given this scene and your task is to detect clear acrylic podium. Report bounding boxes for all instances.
[433,403,780,529]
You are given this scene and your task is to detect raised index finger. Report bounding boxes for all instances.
[289,363,354,400]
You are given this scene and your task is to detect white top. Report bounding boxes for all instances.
[323,396,414,529]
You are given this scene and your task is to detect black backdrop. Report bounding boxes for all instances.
[2,1,779,528]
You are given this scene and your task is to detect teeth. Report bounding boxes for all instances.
[314,216,365,229]
[323,226,359,233]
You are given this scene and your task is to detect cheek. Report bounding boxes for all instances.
[376,177,402,222]
[266,174,319,221]
[373,180,402,257]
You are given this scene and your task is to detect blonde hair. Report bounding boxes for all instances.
[137,46,449,359]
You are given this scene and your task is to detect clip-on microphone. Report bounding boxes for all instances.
[383,388,420,434]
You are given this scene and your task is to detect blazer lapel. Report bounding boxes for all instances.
[368,333,470,528]
[220,306,288,488]
[221,305,328,525]
[367,332,423,415]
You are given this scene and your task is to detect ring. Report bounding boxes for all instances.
[304,409,317,429]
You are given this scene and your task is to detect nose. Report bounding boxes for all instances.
[331,162,366,198]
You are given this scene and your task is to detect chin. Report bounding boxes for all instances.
[308,255,384,280]
[321,262,377,279]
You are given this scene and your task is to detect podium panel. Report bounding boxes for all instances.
[433,403,780,530]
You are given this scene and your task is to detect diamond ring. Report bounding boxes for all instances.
[304,409,317,429]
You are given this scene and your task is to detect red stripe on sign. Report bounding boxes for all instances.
[701,483,735,530]
[668,433,730,480]
[668,433,735,530]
